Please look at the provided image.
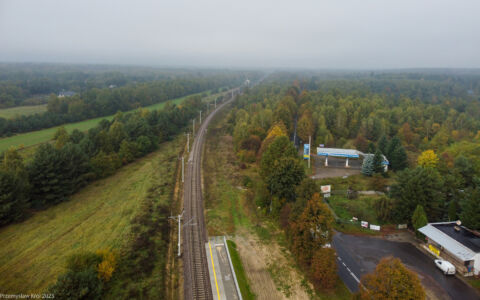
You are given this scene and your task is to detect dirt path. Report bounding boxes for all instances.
[233,231,311,300]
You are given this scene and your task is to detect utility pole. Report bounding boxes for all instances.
[169,212,183,257]
[177,215,181,256]
[199,110,202,124]
[308,135,311,169]
[193,119,195,137]
[207,102,209,114]
[214,98,217,109]
[182,156,184,183]
[186,133,189,152]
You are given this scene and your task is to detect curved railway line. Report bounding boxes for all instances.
[183,88,239,300]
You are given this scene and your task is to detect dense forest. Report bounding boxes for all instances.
[225,71,480,293]
[0,64,260,136]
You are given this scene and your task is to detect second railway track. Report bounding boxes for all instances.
[183,89,239,300]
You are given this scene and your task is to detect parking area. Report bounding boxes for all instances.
[333,232,479,300]
[311,155,362,179]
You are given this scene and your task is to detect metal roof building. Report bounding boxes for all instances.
[419,222,480,275]
[316,148,361,158]
[315,147,389,170]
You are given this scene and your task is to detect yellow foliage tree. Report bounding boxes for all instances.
[96,249,116,282]
[258,122,288,158]
[417,150,439,168]
[265,122,288,140]
[297,112,314,143]
[357,257,425,300]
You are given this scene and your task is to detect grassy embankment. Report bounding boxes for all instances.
[203,109,351,300]
[226,240,255,300]
[0,104,47,119]
[0,89,224,153]
[0,135,183,294]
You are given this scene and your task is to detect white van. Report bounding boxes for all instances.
[435,259,456,275]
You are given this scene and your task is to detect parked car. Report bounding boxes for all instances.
[435,259,456,275]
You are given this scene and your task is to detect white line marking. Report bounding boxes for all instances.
[338,256,361,284]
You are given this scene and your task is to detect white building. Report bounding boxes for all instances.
[419,222,480,276]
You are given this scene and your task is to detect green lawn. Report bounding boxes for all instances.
[0,90,212,152]
[0,136,182,293]
[226,240,256,300]
[327,195,381,224]
[0,104,47,119]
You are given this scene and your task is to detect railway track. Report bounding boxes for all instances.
[183,88,239,300]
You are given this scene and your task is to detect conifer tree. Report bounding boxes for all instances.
[362,155,374,176]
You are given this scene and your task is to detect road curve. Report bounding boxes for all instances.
[183,88,239,300]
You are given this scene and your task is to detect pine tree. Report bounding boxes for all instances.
[377,135,389,155]
[0,170,27,225]
[460,188,480,230]
[367,142,376,154]
[448,200,458,221]
[372,150,384,174]
[412,205,428,238]
[362,155,374,176]
[386,136,401,163]
[28,144,67,207]
[391,167,445,223]
[390,144,408,171]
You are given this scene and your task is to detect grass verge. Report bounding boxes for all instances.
[226,240,256,300]
[0,136,182,293]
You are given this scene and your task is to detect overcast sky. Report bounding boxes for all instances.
[0,0,479,69]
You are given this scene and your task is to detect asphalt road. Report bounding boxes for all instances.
[333,232,479,300]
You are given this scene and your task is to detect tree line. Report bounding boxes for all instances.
[0,95,205,226]
[0,72,256,136]
[0,63,262,108]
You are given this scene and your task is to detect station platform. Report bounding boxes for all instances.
[205,236,241,300]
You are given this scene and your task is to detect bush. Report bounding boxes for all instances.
[242,175,253,188]
[66,252,102,273]
[48,269,102,300]
[374,197,394,223]
[96,249,116,282]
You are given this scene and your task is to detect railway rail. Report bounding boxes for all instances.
[183,88,240,300]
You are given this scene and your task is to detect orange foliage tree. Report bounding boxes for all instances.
[310,248,338,291]
[291,193,335,268]
[357,257,425,300]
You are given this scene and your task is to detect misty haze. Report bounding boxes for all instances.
[0,1,480,300]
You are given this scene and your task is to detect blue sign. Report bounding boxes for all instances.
[303,144,310,159]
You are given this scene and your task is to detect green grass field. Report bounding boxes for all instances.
[0,136,182,293]
[0,89,218,153]
[327,195,381,224]
[0,104,47,119]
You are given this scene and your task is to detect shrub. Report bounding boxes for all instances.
[96,249,117,282]
[48,269,102,300]
[66,252,102,273]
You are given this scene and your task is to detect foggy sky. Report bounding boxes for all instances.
[0,0,479,69]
